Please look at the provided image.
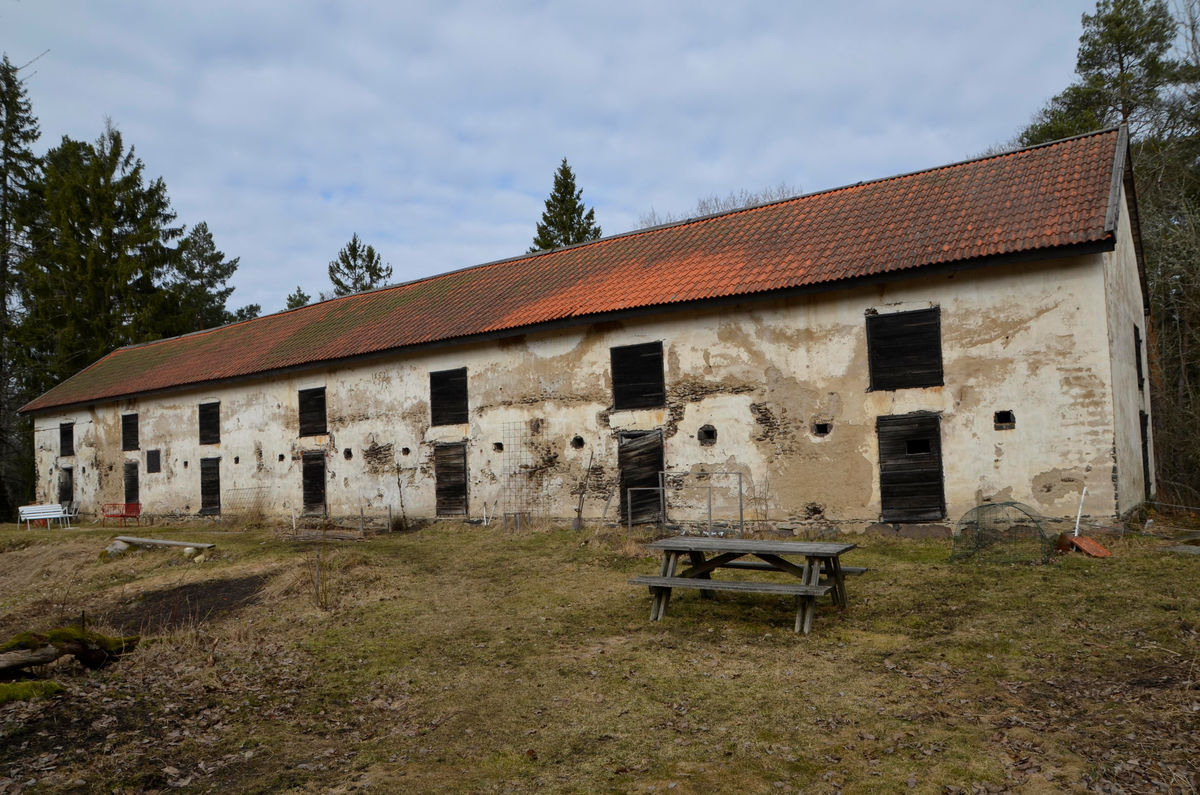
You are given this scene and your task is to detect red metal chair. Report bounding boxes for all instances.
[101,503,141,527]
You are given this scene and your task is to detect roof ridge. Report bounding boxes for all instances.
[111,126,1121,357]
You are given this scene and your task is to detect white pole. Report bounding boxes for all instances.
[1074,487,1088,537]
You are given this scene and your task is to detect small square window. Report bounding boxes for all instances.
[812,422,832,437]
[906,438,932,455]
[994,410,1016,430]
[121,413,139,451]
[430,368,469,426]
[60,423,75,457]
[866,308,943,391]
[199,401,220,445]
[298,387,327,436]
[697,425,717,446]
[611,341,665,410]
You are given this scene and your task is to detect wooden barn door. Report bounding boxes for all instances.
[876,412,944,522]
[124,461,139,504]
[619,430,663,524]
[200,458,221,515]
[302,452,326,514]
[434,444,468,516]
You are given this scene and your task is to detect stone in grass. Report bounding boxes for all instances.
[99,539,130,561]
[193,554,206,564]
[1167,545,1200,556]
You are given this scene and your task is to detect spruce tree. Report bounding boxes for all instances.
[286,286,311,309]
[327,233,391,296]
[529,158,601,253]
[172,221,241,331]
[16,122,183,395]
[0,53,41,517]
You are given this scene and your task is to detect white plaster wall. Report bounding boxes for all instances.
[1103,181,1156,514]
[32,251,1123,526]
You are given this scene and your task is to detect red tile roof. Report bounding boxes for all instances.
[21,128,1126,414]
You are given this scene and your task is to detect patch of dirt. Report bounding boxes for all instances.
[107,575,268,635]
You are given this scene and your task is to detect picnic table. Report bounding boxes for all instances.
[629,537,863,634]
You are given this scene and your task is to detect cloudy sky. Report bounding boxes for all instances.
[6,1,1092,315]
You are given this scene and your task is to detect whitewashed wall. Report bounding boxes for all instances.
[32,243,1149,528]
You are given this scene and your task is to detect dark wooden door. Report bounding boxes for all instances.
[200,458,221,515]
[124,461,139,504]
[434,444,469,516]
[876,412,944,522]
[619,431,663,524]
[59,467,73,505]
[302,451,326,513]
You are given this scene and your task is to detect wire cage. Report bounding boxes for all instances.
[950,501,1055,565]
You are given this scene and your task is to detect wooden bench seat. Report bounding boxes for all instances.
[629,575,832,597]
[18,504,68,531]
[629,575,833,633]
[718,561,869,576]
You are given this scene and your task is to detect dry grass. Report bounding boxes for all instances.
[0,523,1197,794]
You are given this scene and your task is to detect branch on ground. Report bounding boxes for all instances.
[0,626,139,673]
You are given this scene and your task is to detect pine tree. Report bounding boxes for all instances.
[286,286,311,309]
[327,233,391,296]
[1021,0,1184,145]
[16,122,183,396]
[0,53,41,518]
[529,158,601,253]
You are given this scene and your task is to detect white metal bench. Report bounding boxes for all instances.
[18,503,69,530]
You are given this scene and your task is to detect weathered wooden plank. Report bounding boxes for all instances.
[644,538,856,556]
[629,576,831,597]
[114,537,215,549]
[720,560,868,575]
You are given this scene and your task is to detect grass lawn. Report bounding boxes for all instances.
[0,521,1197,794]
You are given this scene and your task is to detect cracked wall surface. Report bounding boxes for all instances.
[32,244,1146,528]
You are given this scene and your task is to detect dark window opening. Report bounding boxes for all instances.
[619,430,664,524]
[401,447,411,456]
[122,414,139,451]
[697,425,717,446]
[58,467,74,505]
[994,410,1016,430]
[611,341,665,410]
[146,449,162,473]
[877,412,944,522]
[1141,410,1152,501]
[343,448,353,460]
[1135,325,1145,391]
[302,451,326,513]
[278,454,285,462]
[493,442,504,452]
[198,401,220,445]
[866,308,943,391]
[200,457,221,515]
[430,368,469,426]
[571,435,585,449]
[234,456,240,464]
[60,423,75,457]
[812,422,832,437]
[298,387,327,436]
[905,438,932,455]
[434,443,468,516]
[183,461,189,468]
[124,461,140,504]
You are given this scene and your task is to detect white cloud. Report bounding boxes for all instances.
[6,0,1091,313]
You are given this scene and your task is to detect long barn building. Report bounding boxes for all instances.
[20,127,1154,532]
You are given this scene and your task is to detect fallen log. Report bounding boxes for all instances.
[0,626,139,674]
